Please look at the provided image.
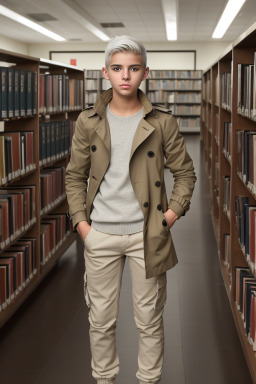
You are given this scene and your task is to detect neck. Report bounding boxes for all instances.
[109,90,142,117]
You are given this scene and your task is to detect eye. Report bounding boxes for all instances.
[113,67,121,71]
[131,67,139,72]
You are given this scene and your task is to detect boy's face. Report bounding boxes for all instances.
[102,52,149,98]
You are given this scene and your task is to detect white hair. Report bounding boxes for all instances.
[105,35,147,68]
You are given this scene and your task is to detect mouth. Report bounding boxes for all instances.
[120,84,131,89]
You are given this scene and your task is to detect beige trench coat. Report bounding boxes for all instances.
[65,88,196,278]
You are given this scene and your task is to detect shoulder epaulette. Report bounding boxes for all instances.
[153,105,172,114]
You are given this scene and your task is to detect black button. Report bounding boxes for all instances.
[162,219,168,227]
[155,181,161,187]
[147,151,154,158]
[143,202,149,208]
[157,204,162,211]
[91,145,97,152]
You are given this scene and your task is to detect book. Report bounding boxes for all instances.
[20,70,26,116]
[14,69,20,117]
[40,167,66,214]
[25,70,32,116]
[253,52,256,120]
[249,292,256,349]
[0,67,8,119]
[224,234,231,269]
[0,265,7,309]
[0,198,9,248]
[10,245,30,284]
[235,196,249,253]
[237,63,255,118]
[0,193,15,242]
[0,135,6,186]
[0,257,14,302]
[222,72,232,110]
[32,71,38,115]
[7,68,14,118]
[1,132,21,179]
[18,238,37,276]
[235,267,250,310]
[4,251,24,291]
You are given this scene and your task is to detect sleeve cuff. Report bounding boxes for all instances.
[168,200,185,219]
[71,210,87,231]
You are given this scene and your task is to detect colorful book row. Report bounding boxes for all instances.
[148,79,202,91]
[237,55,256,120]
[0,131,35,186]
[39,120,75,166]
[178,117,200,128]
[235,267,256,351]
[0,186,36,249]
[170,105,201,115]
[40,213,71,265]
[237,130,256,194]
[149,70,202,79]
[39,74,84,114]
[235,196,256,273]
[85,79,99,90]
[40,167,66,215]
[221,72,232,111]
[0,67,37,120]
[0,238,37,311]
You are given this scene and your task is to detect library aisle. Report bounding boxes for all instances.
[0,135,253,384]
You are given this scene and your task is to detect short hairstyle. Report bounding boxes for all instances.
[105,35,147,68]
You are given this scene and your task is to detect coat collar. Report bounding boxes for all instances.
[89,88,156,158]
[88,88,154,119]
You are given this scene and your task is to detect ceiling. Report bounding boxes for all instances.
[0,0,256,44]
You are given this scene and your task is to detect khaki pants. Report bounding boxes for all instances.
[84,228,167,384]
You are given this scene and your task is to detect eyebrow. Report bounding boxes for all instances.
[110,64,142,67]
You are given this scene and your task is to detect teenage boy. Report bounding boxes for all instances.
[65,35,196,384]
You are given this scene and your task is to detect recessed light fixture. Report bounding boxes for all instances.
[161,0,178,41]
[0,5,66,41]
[212,0,246,39]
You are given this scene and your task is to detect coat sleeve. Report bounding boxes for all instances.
[163,114,197,218]
[65,112,91,230]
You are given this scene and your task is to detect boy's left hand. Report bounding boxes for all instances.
[164,209,178,229]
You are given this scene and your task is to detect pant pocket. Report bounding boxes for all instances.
[84,271,91,308]
[84,227,95,246]
[154,273,167,310]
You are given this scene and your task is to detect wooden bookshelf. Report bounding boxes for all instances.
[146,70,202,133]
[0,49,82,327]
[201,23,256,383]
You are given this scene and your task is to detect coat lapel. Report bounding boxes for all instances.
[130,118,155,160]
[94,116,111,154]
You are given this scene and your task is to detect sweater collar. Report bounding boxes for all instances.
[88,88,154,118]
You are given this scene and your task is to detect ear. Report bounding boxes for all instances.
[102,67,110,80]
[142,67,149,81]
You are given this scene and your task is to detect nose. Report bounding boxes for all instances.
[122,69,130,80]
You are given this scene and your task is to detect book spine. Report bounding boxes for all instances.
[0,68,8,119]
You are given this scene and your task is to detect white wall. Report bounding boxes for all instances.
[28,41,229,72]
[0,35,230,71]
[0,35,28,55]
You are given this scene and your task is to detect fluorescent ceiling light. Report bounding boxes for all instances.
[0,5,66,41]
[212,0,246,38]
[62,0,110,41]
[161,0,178,41]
